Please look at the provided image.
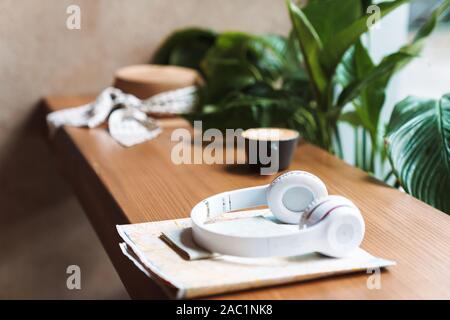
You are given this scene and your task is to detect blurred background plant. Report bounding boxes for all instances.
[153,28,308,132]
[334,0,450,175]
[153,0,450,213]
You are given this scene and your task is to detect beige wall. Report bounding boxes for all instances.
[0,0,289,134]
[0,0,290,298]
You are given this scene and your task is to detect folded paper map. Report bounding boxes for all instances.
[117,210,395,299]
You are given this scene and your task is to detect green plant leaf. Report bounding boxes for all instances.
[340,111,363,127]
[336,0,450,130]
[200,32,289,103]
[337,51,412,110]
[201,59,261,104]
[385,95,450,214]
[336,0,450,158]
[152,28,217,72]
[412,0,450,42]
[335,0,450,90]
[320,0,409,77]
[303,0,363,45]
[202,33,287,80]
[249,34,291,80]
[336,40,384,134]
[394,0,450,72]
[287,0,327,104]
[183,84,301,131]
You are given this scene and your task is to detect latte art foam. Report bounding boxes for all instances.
[242,128,299,141]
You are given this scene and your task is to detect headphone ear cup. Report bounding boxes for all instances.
[301,195,365,257]
[300,195,358,228]
[267,171,328,224]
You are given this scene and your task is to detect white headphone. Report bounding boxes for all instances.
[191,171,365,258]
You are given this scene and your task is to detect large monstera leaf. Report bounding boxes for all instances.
[385,95,450,213]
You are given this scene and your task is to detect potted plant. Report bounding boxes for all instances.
[153,0,450,213]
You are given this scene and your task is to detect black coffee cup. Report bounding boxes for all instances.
[242,128,299,174]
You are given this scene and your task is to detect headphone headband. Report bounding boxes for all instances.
[190,185,320,257]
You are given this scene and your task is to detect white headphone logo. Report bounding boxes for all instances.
[191,171,365,258]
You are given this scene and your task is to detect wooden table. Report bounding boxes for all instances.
[44,95,450,299]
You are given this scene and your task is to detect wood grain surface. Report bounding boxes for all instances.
[44,95,450,299]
